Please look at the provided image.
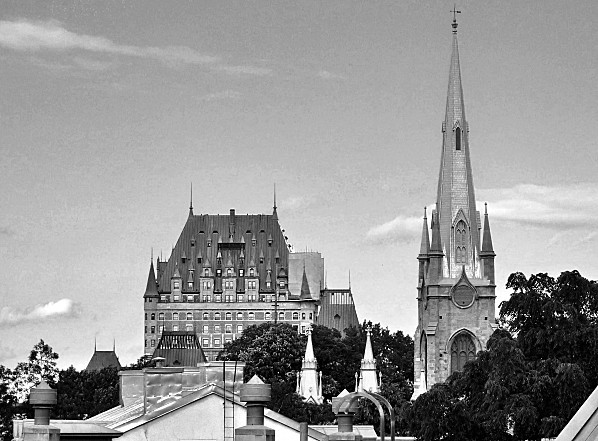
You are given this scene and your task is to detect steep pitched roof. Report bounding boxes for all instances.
[85,350,121,371]
[143,261,159,298]
[152,331,207,367]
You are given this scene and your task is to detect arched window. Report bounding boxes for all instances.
[292,312,299,320]
[173,312,179,320]
[456,127,461,150]
[455,220,468,264]
[248,312,255,321]
[265,312,271,321]
[186,312,193,321]
[450,333,476,373]
[159,312,164,320]
[237,312,243,320]
[420,333,428,386]
[278,312,285,321]
[302,313,306,320]
[203,312,209,320]
[150,313,155,320]
[214,312,221,320]
[225,312,232,321]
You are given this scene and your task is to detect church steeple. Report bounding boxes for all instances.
[436,17,480,278]
[296,327,323,404]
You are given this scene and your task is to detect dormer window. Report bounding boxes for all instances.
[266,281,271,289]
[173,281,180,290]
[216,269,222,277]
[252,239,256,246]
[249,268,255,277]
[204,268,209,277]
[279,281,285,289]
[227,268,233,277]
[188,282,193,290]
[207,239,212,247]
[239,269,245,277]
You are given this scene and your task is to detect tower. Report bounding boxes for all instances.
[411,16,497,400]
[296,327,323,404]
[356,326,380,393]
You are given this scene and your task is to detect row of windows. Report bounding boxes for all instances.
[145,323,244,334]
[172,275,285,290]
[146,311,313,321]
[158,293,286,303]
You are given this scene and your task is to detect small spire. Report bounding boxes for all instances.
[113,338,115,352]
[272,184,278,221]
[430,211,443,253]
[300,266,311,299]
[419,207,431,258]
[304,327,315,360]
[348,269,351,290]
[363,326,374,361]
[481,203,495,254]
[94,336,97,352]
[144,260,159,297]
[189,182,194,216]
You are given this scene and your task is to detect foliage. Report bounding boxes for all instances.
[54,366,120,420]
[0,365,15,441]
[11,339,59,403]
[407,271,597,441]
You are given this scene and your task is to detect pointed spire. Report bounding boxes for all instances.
[300,266,311,299]
[272,183,278,221]
[430,211,443,254]
[94,336,97,352]
[418,207,430,258]
[363,326,374,361]
[304,327,315,361]
[144,260,159,297]
[481,203,495,254]
[113,338,116,352]
[348,269,351,290]
[189,182,194,217]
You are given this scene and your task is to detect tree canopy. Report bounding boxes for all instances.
[407,270,598,441]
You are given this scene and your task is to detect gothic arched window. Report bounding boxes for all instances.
[450,333,476,373]
[455,220,468,264]
[456,127,461,150]
[420,333,428,385]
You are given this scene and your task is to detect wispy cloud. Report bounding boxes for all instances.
[366,214,422,245]
[201,90,242,101]
[479,183,598,229]
[0,226,15,237]
[317,70,345,80]
[281,196,315,211]
[0,298,81,327]
[0,19,272,76]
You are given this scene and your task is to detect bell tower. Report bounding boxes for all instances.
[411,16,497,400]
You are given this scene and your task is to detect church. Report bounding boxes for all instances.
[411,16,498,399]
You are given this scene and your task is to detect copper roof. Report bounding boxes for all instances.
[152,331,207,367]
[85,350,122,371]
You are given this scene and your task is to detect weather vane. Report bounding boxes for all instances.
[451,4,461,33]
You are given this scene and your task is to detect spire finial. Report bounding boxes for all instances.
[348,269,351,290]
[189,182,194,216]
[484,202,488,215]
[273,183,277,211]
[451,5,461,33]
[424,206,427,219]
[272,183,278,220]
[113,338,115,352]
[94,336,97,352]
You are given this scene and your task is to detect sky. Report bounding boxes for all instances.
[1,1,597,369]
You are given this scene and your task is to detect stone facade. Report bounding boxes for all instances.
[412,19,497,400]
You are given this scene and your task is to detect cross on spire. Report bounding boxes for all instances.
[451,5,461,33]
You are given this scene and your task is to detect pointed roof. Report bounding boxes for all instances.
[481,203,495,255]
[85,350,121,371]
[152,331,207,367]
[272,184,278,221]
[144,261,159,297]
[173,264,181,278]
[419,207,430,258]
[189,183,194,217]
[436,20,480,276]
[304,328,316,361]
[300,267,312,299]
[363,326,375,362]
[429,211,443,254]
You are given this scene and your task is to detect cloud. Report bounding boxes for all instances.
[0,298,81,327]
[317,70,345,80]
[201,90,242,101]
[366,214,423,245]
[280,196,315,211]
[479,183,598,230]
[0,19,271,76]
[0,343,16,364]
[0,226,15,237]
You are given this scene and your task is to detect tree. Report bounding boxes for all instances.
[11,339,59,403]
[0,365,15,441]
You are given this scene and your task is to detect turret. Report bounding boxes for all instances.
[296,328,323,404]
[427,211,444,284]
[357,326,380,393]
[479,203,496,284]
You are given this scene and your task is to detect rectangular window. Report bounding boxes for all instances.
[237,325,243,333]
[203,325,208,333]
[160,295,166,301]
[151,339,155,347]
[225,295,233,302]
[239,269,244,277]
[215,294,222,302]
[203,295,211,302]
[237,295,244,302]
[188,282,193,290]
[186,323,193,331]
[150,326,155,334]
[225,337,232,344]
[216,269,222,277]
[173,294,180,301]
[225,325,232,333]
[173,281,180,290]
[202,338,210,347]
[173,325,179,331]
[214,339,221,347]
[159,325,164,333]
[214,325,221,333]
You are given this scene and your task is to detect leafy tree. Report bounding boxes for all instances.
[54,366,120,420]
[0,365,15,441]
[11,339,59,403]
